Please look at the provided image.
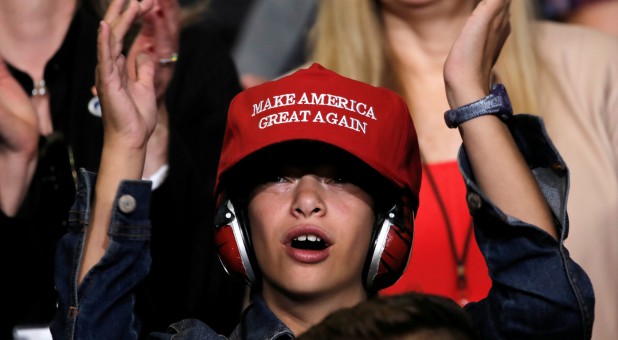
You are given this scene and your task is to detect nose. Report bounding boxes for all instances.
[291,175,326,218]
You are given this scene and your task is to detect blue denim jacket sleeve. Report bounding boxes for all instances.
[51,169,153,340]
[461,115,595,339]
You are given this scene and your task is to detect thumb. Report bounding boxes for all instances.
[135,52,155,88]
[0,56,11,80]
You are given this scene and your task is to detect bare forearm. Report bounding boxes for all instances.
[443,0,557,239]
[142,105,169,179]
[458,115,557,239]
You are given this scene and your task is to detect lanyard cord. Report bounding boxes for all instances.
[422,162,474,298]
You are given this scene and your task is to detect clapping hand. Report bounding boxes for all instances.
[0,57,39,158]
[442,0,556,238]
[444,0,511,108]
[0,56,39,215]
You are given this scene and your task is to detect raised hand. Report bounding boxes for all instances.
[442,0,555,238]
[127,0,181,104]
[97,0,157,152]
[124,0,182,178]
[0,58,39,157]
[0,56,39,216]
[79,0,157,283]
[443,0,511,108]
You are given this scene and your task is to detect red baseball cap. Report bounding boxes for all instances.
[215,63,421,210]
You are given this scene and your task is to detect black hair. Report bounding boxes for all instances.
[297,292,480,340]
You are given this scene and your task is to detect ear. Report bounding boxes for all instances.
[214,198,256,286]
[364,202,415,291]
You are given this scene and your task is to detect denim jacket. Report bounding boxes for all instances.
[51,115,594,339]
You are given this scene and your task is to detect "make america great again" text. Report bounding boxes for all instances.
[251,92,377,134]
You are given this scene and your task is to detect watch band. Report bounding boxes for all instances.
[443,83,513,129]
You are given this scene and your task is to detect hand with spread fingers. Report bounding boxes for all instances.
[79,0,158,284]
[0,56,39,216]
[97,0,157,154]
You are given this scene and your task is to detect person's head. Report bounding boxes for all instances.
[309,0,540,115]
[213,63,421,300]
[297,292,480,340]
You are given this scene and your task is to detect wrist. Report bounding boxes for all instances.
[143,121,169,178]
[99,143,146,181]
[445,81,487,109]
[103,129,150,151]
[444,83,512,129]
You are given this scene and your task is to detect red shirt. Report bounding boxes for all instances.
[381,161,491,305]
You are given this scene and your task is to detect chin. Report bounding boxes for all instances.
[381,0,437,6]
[270,274,363,301]
[280,273,330,296]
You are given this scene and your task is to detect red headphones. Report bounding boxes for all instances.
[213,195,415,291]
[365,201,415,291]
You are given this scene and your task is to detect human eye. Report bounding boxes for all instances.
[326,176,349,185]
[264,175,291,184]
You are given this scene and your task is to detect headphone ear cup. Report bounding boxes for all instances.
[365,203,415,291]
[214,199,256,286]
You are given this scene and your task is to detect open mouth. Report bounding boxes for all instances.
[291,234,329,251]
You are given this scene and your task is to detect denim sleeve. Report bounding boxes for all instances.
[461,115,594,339]
[51,169,153,340]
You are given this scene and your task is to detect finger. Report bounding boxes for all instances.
[151,7,176,56]
[135,52,155,90]
[133,3,177,79]
[117,53,129,86]
[97,21,114,85]
[0,54,38,135]
[0,55,21,87]
[125,9,156,83]
[139,8,157,40]
[127,34,155,81]
[151,0,180,54]
[444,0,509,105]
[0,57,17,107]
[0,56,10,80]
[103,0,127,24]
[475,0,509,23]
[159,0,181,33]
[133,52,157,129]
[487,0,511,64]
[145,0,177,55]
[104,0,156,22]
[108,0,155,48]
[469,0,511,54]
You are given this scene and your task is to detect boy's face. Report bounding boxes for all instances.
[247,162,375,301]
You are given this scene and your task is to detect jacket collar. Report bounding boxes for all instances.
[232,294,294,340]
